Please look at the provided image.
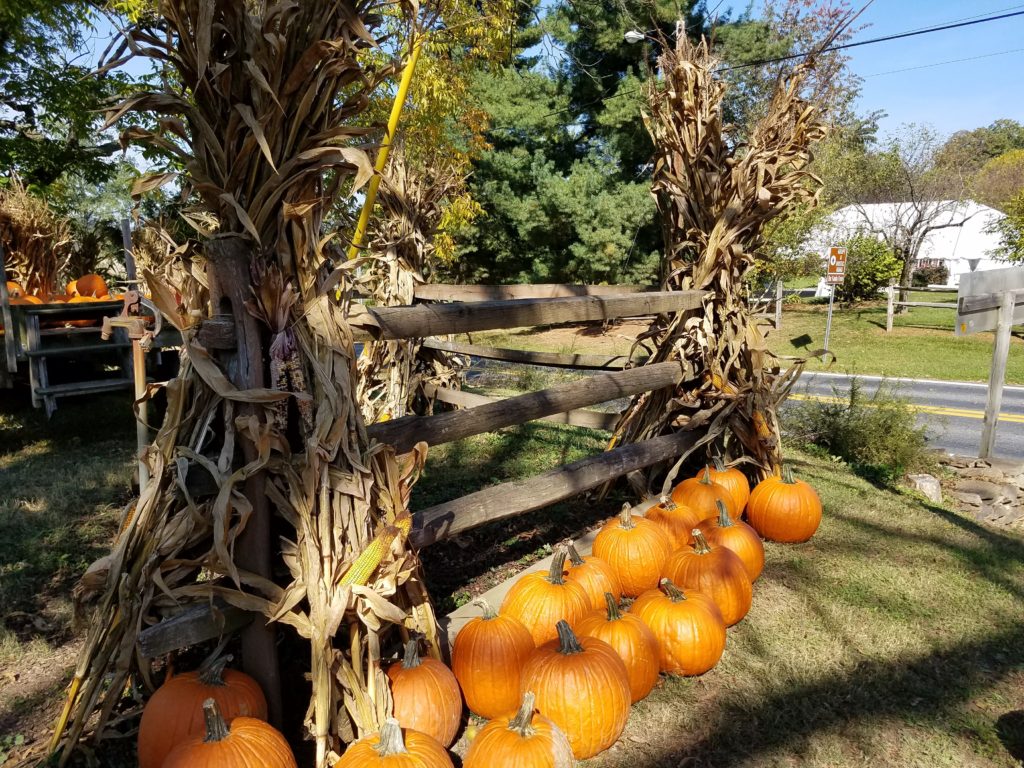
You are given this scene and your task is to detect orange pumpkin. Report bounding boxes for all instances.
[336,717,453,768]
[137,656,267,768]
[521,620,631,759]
[696,457,750,513]
[76,273,108,298]
[746,466,823,543]
[671,468,735,521]
[697,500,765,582]
[500,550,590,646]
[563,542,621,611]
[162,698,295,768]
[576,592,660,703]
[65,280,78,296]
[452,599,534,719]
[644,495,702,550]
[66,295,100,327]
[630,579,726,675]
[462,691,575,768]
[592,504,672,597]
[663,529,752,627]
[387,639,463,748]
[5,280,25,298]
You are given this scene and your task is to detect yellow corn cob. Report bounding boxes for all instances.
[339,513,413,586]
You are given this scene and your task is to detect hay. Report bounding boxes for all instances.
[0,179,70,296]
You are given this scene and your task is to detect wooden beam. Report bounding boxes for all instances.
[414,283,652,302]
[369,361,681,452]
[138,599,254,658]
[980,291,1015,459]
[422,338,647,370]
[892,301,957,309]
[196,317,238,350]
[352,291,705,341]
[411,429,699,548]
[425,384,620,431]
[0,243,19,374]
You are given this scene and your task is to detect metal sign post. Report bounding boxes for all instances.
[823,246,847,352]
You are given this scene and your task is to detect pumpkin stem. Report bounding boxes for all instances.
[715,499,734,528]
[566,543,586,568]
[375,718,408,756]
[473,598,498,620]
[782,465,796,484]
[201,698,230,743]
[691,529,712,555]
[197,654,231,686]
[604,592,622,621]
[547,550,568,585]
[700,467,713,485]
[618,503,635,529]
[658,494,676,511]
[401,638,421,669]
[555,620,584,655]
[509,691,537,737]
[660,578,687,602]
[713,456,727,472]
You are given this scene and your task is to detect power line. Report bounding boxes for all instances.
[864,46,1024,78]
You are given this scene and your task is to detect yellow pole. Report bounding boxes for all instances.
[346,36,423,261]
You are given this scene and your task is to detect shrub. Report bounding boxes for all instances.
[912,263,949,287]
[833,235,902,303]
[784,377,932,485]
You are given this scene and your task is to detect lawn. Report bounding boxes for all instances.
[1,394,1023,766]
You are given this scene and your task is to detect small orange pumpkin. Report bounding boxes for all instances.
[462,691,575,768]
[387,639,463,748]
[336,717,453,768]
[576,592,660,703]
[137,656,268,768]
[643,495,702,550]
[5,280,25,298]
[592,504,672,597]
[521,620,631,759]
[696,457,750,513]
[162,698,296,768]
[452,599,534,719]
[500,550,590,646]
[630,579,726,676]
[563,542,621,611]
[697,500,765,582]
[671,468,735,521]
[746,466,823,543]
[663,529,752,627]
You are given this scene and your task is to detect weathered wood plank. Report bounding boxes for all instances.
[892,301,957,309]
[196,317,238,349]
[138,600,254,658]
[410,429,699,548]
[369,361,681,452]
[425,384,620,431]
[352,291,706,341]
[415,283,652,301]
[421,338,647,370]
[0,243,18,374]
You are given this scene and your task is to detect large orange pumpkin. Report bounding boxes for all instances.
[336,717,453,768]
[696,458,750,513]
[521,620,631,759]
[462,691,575,768]
[671,468,735,521]
[137,656,267,768]
[387,639,463,748]
[663,529,752,627]
[575,592,660,703]
[592,504,672,597]
[75,273,108,298]
[162,698,296,768]
[452,599,534,719]
[746,466,823,543]
[630,579,726,676]
[500,550,590,645]
[697,499,765,582]
[563,543,621,611]
[643,495,702,550]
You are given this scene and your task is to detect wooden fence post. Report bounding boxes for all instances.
[0,243,18,376]
[886,283,895,333]
[979,290,1014,459]
[775,280,783,329]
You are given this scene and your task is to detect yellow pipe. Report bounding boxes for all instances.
[346,36,423,261]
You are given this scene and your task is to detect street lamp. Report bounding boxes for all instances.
[624,29,646,44]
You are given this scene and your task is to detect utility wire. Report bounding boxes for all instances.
[864,46,1024,78]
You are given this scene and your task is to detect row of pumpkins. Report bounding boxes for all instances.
[135,461,822,767]
[5,276,121,329]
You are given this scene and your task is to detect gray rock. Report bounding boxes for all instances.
[985,457,1024,476]
[952,491,984,507]
[907,474,942,503]
[939,454,978,469]
[955,478,1009,502]
[959,465,1008,483]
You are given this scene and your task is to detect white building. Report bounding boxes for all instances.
[811,200,1008,287]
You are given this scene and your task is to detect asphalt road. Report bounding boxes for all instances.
[792,372,1024,460]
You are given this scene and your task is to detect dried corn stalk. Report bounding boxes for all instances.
[612,25,838,486]
[51,4,444,768]
[0,178,69,296]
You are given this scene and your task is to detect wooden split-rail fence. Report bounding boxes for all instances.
[139,282,707,656]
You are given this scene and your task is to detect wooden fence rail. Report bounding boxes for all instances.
[421,338,646,370]
[414,283,652,301]
[885,285,957,332]
[424,384,619,431]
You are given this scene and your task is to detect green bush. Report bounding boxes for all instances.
[784,377,932,485]
[912,263,949,287]
[834,235,902,303]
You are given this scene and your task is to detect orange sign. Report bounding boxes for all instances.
[826,247,847,285]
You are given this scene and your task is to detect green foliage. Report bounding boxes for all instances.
[785,377,931,485]
[752,200,831,285]
[912,263,948,287]
[993,191,1024,263]
[971,149,1024,212]
[834,235,901,303]
[936,119,1024,175]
